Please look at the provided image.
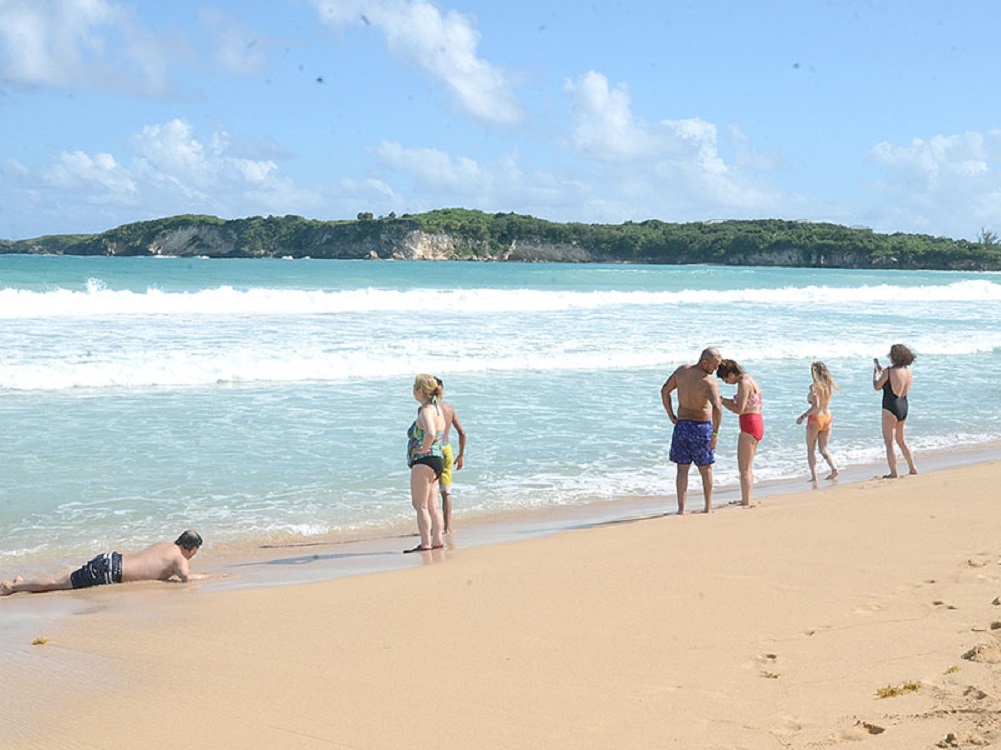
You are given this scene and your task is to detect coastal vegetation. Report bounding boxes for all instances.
[3,209,1000,270]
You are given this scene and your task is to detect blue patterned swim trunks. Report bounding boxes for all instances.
[669,420,715,466]
[70,552,123,589]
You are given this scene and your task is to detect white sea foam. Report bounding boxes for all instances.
[2,327,1000,391]
[1,278,999,318]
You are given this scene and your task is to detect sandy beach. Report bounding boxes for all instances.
[4,461,1001,749]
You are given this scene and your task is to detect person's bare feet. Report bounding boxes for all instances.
[882,473,898,479]
[826,469,839,480]
[0,579,14,596]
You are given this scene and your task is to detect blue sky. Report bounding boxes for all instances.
[1,0,999,241]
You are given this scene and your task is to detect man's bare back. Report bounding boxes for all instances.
[664,364,720,422]
[661,349,724,425]
[122,541,194,583]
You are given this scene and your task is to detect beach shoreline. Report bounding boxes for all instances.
[4,439,1000,609]
[4,446,1001,748]
[145,437,1001,588]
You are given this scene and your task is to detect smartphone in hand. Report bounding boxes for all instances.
[873,357,881,368]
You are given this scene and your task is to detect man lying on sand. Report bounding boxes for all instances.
[1,530,205,596]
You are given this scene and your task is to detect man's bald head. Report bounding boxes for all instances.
[699,347,723,374]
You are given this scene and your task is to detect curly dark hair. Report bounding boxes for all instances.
[889,344,916,367]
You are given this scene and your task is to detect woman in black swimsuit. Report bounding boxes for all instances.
[872,343,918,478]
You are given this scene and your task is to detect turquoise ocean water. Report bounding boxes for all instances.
[2,256,1000,575]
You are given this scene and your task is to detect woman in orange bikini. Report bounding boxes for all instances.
[717,359,762,507]
[796,361,839,482]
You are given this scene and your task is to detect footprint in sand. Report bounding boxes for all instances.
[837,720,885,741]
[858,721,886,735]
[745,652,778,671]
[770,716,802,738]
[854,601,883,614]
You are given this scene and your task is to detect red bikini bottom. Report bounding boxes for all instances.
[739,413,764,442]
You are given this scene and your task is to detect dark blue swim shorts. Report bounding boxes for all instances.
[70,552,123,589]
[669,420,715,466]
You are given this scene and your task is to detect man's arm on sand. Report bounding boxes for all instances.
[170,554,199,583]
[660,371,679,424]
[452,410,467,470]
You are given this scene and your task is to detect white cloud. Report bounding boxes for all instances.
[1,119,332,234]
[563,71,780,219]
[868,130,1001,237]
[871,132,991,190]
[374,142,485,191]
[0,0,171,94]
[311,0,522,125]
[43,150,136,196]
[565,71,722,167]
[369,140,593,218]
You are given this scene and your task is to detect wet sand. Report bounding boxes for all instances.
[4,452,1001,748]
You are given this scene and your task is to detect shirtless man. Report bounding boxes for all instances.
[0,530,204,596]
[661,348,724,514]
[435,377,467,534]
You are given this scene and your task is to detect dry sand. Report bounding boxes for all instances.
[4,462,1001,749]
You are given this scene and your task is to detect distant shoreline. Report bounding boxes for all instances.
[4,210,999,270]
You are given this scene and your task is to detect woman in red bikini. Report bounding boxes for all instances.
[796,361,840,483]
[717,359,762,507]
